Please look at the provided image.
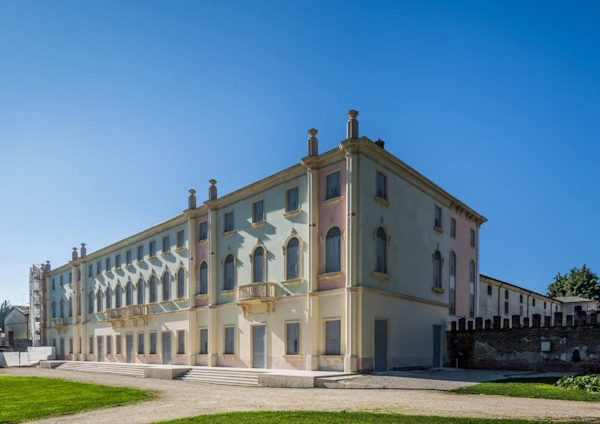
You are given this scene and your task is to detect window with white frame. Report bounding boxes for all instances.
[199,262,208,295]
[286,238,300,280]
[137,245,144,261]
[326,172,341,200]
[224,326,234,354]
[224,255,234,290]
[60,300,64,318]
[325,320,341,355]
[286,322,299,355]
[88,293,93,314]
[376,227,387,273]
[68,297,73,317]
[177,230,184,249]
[116,335,121,355]
[68,272,72,284]
[150,275,157,303]
[88,265,93,278]
[78,294,81,316]
[106,289,112,309]
[137,278,144,304]
[105,257,111,272]
[89,336,94,354]
[150,332,157,354]
[162,235,170,254]
[177,330,185,354]
[149,240,156,257]
[434,206,442,229]
[433,251,442,288]
[96,290,103,312]
[286,187,299,212]
[449,251,456,315]
[198,221,207,241]
[177,268,185,299]
[60,275,63,287]
[115,254,121,269]
[79,337,82,354]
[162,272,170,301]
[199,329,208,354]
[252,200,264,224]
[450,218,456,238]
[469,260,475,318]
[138,332,144,355]
[224,212,234,233]
[52,301,56,318]
[126,250,132,266]
[126,282,133,306]
[51,278,55,290]
[253,247,265,283]
[116,285,122,308]
[106,336,112,354]
[69,338,73,354]
[376,172,387,200]
[325,227,342,273]
[96,261,101,275]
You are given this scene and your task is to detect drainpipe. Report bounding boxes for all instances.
[498,282,504,316]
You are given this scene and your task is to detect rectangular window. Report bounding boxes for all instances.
[177,230,185,249]
[450,218,456,238]
[77,294,81,316]
[544,301,547,310]
[150,332,157,354]
[89,336,94,354]
[115,254,121,269]
[96,261,101,275]
[69,338,73,354]
[52,278,55,290]
[520,294,523,304]
[376,172,387,200]
[434,206,442,229]
[106,336,112,354]
[138,333,144,355]
[105,257,111,272]
[177,330,185,354]
[487,285,492,295]
[126,250,132,265]
[116,335,122,355]
[68,272,72,284]
[286,187,299,212]
[252,200,264,224]
[504,301,509,314]
[149,240,156,257]
[224,212,234,233]
[326,172,341,200]
[532,298,536,307]
[199,221,208,241]
[286,323,300,355]
[88,265,93,278]
[162,236,170,253]
[325,320,341,355]
[137,245,144,261]
[470,229,475,247]
[224,327,234,354]
[60,276,63,286]
[79,337,82,354]
[505,290,509,300]
[199,329,208,354]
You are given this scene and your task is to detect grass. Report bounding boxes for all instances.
[453,377,600,402]
[157,411,578,424]
[0,376,153,423]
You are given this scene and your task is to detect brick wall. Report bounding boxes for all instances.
[447,313,600,373]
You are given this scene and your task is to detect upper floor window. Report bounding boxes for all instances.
[60,300,64,318]
[520,294,523,303]
[105,257,111,272]
[449,251,456,315]
[162,235,170,254]
[470,229,475,248]
[376,172,387,200]
[137,245,144,262]
[126,282,133,306]
[326,172,341,200]
[286,187,299,212]
[162,272,170,301]
[375,228,387,273]
[52,301,56,318]
[137,278,144,304]
[96,261,101,275]
[505,289,509,300]
[286,238,300,280]
[434,207,442,229]
[224,212,234,233]
[150,276,157,303]
[532,298,536,307]
[106,289,112,309]
[116,285,122,308]
[126,250,132,266]
[88,293,93,314]
[68,297,73,317]
[433,251,442,288]
[88,265,93,278]
[449,252,456,278]
[450,218,456,238]
[149,240,156,257]
[199,262,208,295]
[469,260,475,318]
[253,200,264,224]
[177,230,184,249]
[60,276,63,287]
[177,268,185,299]
[325,227,342,273]
[253,247,265,283]
[199,222,208,241]
[487,285,492,295]
[52,278,55,290]
[544,301,547,310]
[115,254,121,269]
[224,255,234,290]
[469,261,475,284]
[96,290,103,312]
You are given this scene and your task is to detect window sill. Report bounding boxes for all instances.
[282,278,304,287]
[136,260,145,266]
[283,210,301,219]
[372,271,391,281]
[283,354,303,358]
[431,287,445,294]
[125,264,134,270]
[159,300,172,306]
[104,271,113,277]
[175,247,186,253]
[222,354,237,358]
[319,271,344,280]
[221,289,235,297]
[322,196,343,207]
[115,267,122,272]
[374,196,389,207]
[148,256,158,262]
[160,252,171,258]
[197,239,208,245]
[251,221,266,229]
[223,231,236,239]
[174,297,187,304]
[96,274,102,278]
[195,293,209,300]
[322,354,343,359]
[434,226,444,234]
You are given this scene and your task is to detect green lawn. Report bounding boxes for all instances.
[157,411,574,424]
[453,377,600,402]
[0,376,153,423]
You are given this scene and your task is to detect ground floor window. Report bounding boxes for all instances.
[78,337,82,354]
[89,336,94,354]
[286,322,300,355]
[116,335,122,355]
[150,332,157,355]
[69,338,73,354]
[177,330,185,354]
[138,333,144,355]
[224,326,234,355]
[106,336,112,354]
[199,329,208,354]
[325,320,341,355]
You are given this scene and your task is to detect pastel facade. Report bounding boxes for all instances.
[4,306,30,347]
[42,111,485,372]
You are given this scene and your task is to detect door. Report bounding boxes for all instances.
[162,332,171,364]
[432,325,442,368]
[252,325,266,368]
[126,334,133,363]
[97,336,103,362]
[59,338,65,360]
[8,331,14,346]
[374,320,387,372]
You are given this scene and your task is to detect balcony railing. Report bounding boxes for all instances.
[51,318,65,327]
[236,282,277,302]
[106,304,148,320]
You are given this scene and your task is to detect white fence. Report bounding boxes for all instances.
[0,347,54,367]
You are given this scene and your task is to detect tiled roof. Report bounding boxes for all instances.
[12,305,30,315]
[554,296,595,303]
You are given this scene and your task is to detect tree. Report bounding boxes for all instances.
[547,265,600,300]
[0,300,12,330]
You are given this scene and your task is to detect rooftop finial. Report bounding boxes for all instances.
[188,189,197,209]
[72,247,78,261]
[347,110,359,139]
[80,243,86,258]
[209,179,218,201]
[307,128,318,156]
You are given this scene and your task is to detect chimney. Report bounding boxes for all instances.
[208,179,217,201]
[72,247,78,261]
[375,138,385,149]
[307,128,318,156]
[347,110,359,139]
[80,243,86,258]
[188,189,197,209]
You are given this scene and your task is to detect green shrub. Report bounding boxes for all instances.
[556,374,600,392]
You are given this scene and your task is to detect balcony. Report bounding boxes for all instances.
[106,304,148,320]
[51,318,65,327]
[236,282,278,316]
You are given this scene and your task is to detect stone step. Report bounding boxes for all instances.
[179,376,259,386]
[183,370,261,377]
[181,374,258,383]
[177,369,260,386]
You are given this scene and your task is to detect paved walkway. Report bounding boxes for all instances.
[3,367,599,423]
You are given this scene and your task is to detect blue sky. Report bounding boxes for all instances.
[1,0,598,305]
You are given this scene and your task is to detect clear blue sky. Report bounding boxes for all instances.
[1,0,598,305]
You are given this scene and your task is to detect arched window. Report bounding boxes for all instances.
[199,262,208,295]
[449,251,456,315]
[150,276,157,303]
[126,282,133,306]
[376,228,387,273]
[137,278,144,304]
[224,255,234,290]
[433,251,442,288]
[52,301,56,318]
[68,297,73,317]
[253,247,264,283]
[88,293,93,314]
[177,268,185,299]
[97,290,103,312]
[106,288,112,309]
[162,272,170,301]
[286,238,300,280]
[116,285,122,308]
[469,261,475,284]
[60,299,64,318]
[325,227,342,273]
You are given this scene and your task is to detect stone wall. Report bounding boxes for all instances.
[447,312,600,373]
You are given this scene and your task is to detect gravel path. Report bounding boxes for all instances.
[3,367,599,423]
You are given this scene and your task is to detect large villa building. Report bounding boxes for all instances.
[39,111,486,372]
